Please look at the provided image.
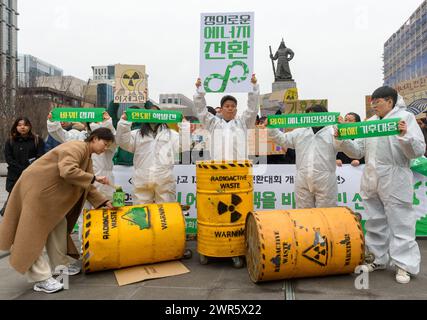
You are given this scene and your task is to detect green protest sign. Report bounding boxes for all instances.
[411,157,427,177]
[51,108,105,122]
[337,118,400,140]
[267,112,340,129]
[125,109,183,123]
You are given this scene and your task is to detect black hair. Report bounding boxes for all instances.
[306,105,328,113]
[206,106,216,115]
[10,117,36,141]
[139,105,168,138]
[345,112,361,122]
[371,86,398,107]
[85,127,115,143]
[220,95,238,107]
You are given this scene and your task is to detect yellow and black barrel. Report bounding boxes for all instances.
[245,207,365,282]
[196,160,253,265]
[82,203,186,273]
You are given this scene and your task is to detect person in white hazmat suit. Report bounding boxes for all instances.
[193,74,259,161]
[335,86,426,284]
[47,111,117,199]
[116,105,180,204]
[261,104,344,208]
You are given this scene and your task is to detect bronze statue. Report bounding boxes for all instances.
[270,39,294,81]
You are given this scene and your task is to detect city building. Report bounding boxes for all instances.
[97,83,114,108]
[36,75,87,98]
[0,0,18,107]
[18,54,63,87]
[159,93,195,117]
[383,1,427,103]
[92,65,115,81]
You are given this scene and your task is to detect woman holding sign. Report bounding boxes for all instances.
[336,86,426,284]
[116,105,180,204]
[0,128,114,293]
[262,105,346,209]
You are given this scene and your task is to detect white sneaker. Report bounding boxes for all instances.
[53,263,81,276]
[365,262,386,272]
[396,267,411,284]
[33,277,64,294]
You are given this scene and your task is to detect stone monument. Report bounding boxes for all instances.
[269,38,297,92]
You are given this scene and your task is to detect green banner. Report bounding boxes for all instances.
[267,112,340,128]
[337,118,400,140]
[126,109,183,123]
[411,157,427,176]
[51,108,105,122]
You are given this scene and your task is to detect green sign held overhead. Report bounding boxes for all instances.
[337,118,401,140]
[267,112,340,129]
[125,109,183,123]
[51,108,105,122]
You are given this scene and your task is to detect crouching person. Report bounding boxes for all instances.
[0,128,115,293]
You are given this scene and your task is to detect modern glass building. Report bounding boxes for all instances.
[0,0,18,106]
[383,1,427,87]
[18,54,63,87]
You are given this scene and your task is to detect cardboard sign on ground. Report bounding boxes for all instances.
[114,261,190,286]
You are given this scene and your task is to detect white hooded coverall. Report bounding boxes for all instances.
[269,126,343,208]
[116,121,180,204]
[193,84,259,161]
[337,99,426,274]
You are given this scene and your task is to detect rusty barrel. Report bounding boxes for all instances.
[245,207,365,282]
[82,203,186,273]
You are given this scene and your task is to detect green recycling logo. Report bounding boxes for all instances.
[204,61,250,93]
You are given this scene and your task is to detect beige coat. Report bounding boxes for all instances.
[0,141,107,274]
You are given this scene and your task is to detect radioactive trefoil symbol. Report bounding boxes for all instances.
[302,232,329,267]
[122,69,143,91]
[217,194,244,223]
[121,207,150,230]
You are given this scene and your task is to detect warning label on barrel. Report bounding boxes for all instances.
[214,228,245,238]
[270,231,292,272]
[211,175,247,190]
[302,232,329,267]
[121,207,151,230]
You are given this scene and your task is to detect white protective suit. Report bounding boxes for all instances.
[268,126,343,208]
[116,120,180,204]
[193,84,259,161]
[337,98,426,274]
[46,119,117,199]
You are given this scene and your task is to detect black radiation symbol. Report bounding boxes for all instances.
[217,194,243,223]
[123,72,140,88]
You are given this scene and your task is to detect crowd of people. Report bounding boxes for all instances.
[0,79,426,293]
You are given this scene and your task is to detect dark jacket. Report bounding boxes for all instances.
[4,135,45,192]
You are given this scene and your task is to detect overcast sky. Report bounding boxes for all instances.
[18,0,424,117]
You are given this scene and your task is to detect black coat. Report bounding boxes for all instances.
[4,135,45,192]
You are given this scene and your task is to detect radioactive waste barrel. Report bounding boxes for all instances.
[245,207,365,283]
[82,203,186,273]
[196,160,253,258]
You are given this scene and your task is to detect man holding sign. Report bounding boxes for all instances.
[336,86,426,284]
[194,75,259,161]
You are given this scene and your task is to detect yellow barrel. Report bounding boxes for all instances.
[245,207,365,282]
[196,160,253,258]
[82,203,186,273]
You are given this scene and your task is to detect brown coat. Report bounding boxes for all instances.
[0,141,107,274]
